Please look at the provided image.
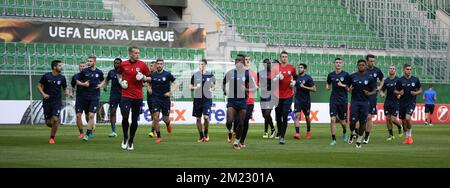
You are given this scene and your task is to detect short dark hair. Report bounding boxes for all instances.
[403,63,411,69]
[357,59,367,65]
[280,51,288,56]
[114,58,122,63]
[151,61,156,64]
[156,58,164,63]
[299,63,307,69]
[429,84,433,88]
[51,60,61,70]
[235,54,245,63]
[200,59,208,65]
[79,61,86,65]
[335,58,343,62]
[128,46,139,53]
[366,54,376,61]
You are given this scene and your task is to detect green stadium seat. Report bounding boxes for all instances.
[6,43,15,54]
[111,46,121,58]
[154,48,163,59]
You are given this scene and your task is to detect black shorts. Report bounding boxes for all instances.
[275,97,293,115]
[193,100,212,118]
[350,101,369,125]
[399,102,416,120]
[294,99,311,117]
[84,98,100,113]
[227,98,247,110]
[43,101,61,120]
[260,97,274,110]
[384,102,399,116]
[109,97,121,109]
[369,96,377,115]
[329,102,347,121]
[120,97,143,116]
[75,97,87,114]
[425,104,435,114]
[245,104,255,120]
[150,98,171,117]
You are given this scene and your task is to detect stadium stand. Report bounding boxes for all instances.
[0,0,113,20]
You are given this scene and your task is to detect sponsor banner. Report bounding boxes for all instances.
[1,100,449,125]
[0,18,206,48]
[371,103,450,124]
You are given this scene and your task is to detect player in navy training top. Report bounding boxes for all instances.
[37,60,68,144]
[348,60,377,148]
[362,54,384,144]
[190,59,216,142]
[149,58,179,143]
[104,58,122,137]
[223,54,256,149]
[326,58,350,146]
[395,64,422,145]
[146,61,157,138]
[70,61,87,139]
[77,55,105,142]
[259,59,276,139]
[293,63,316,140]
[380,65,403,140]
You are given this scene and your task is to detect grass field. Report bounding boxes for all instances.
[0,123,449,167]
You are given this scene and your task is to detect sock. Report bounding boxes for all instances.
[388,129,393,136]
[357,135,363,143]
[204,129,208,137]
[199,132,204,139]
[151,127,155,132]
[50,135,55,139]
[343,128,347,134]
[86,129,92,136]
[111,122,116,133]
[307,125,310,132]
[295,126,300,134]
[79,129,83,134]
[332,135,336,141]
[364,132,370,140]
[156,131,161,138]
[429,119,432,124]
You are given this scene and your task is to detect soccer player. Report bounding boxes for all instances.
[70,61,87,139]
[423,84,437,126]
[326,58,350,146]
[190,59,215,142]
[149,58,178,143]
[258,59,276,139]
[271,51,296,145]
[117,46,151,150]
[146,61,157,137]
[104,58,122,137]
[363,54,384,144]
[293,63,316,140]
[395,64,422,145]
[239,55,258,147]
[37,60,68,144]
[223,54,256,149]
[348,60,377,148]
[380,65,403,140]
[78,55,104,142]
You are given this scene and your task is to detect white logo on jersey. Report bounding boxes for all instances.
[373,73,377,77]
[95,74,99,78]
[162,77,166,81]
[412,83,415,87]
[340,77,344,81]
[57,81,61,85]
[364,80,368,85]
[288,71,291,75]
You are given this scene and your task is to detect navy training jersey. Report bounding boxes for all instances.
[78,68,104,99]
[106,69,122,99]
[349,72,376,102]
[70,73,84,98]
[39,72,67,103]
[366,66,384,98]
[258,69,271,99]
[326,70,351,104]
[191,71,216,101]
[295,74,315,103]
[223,69,251,101]
[381,76,400,104]
[396,76,421,105]
[150,70,176,99]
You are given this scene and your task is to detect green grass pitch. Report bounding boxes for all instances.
[0,123,449,167]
